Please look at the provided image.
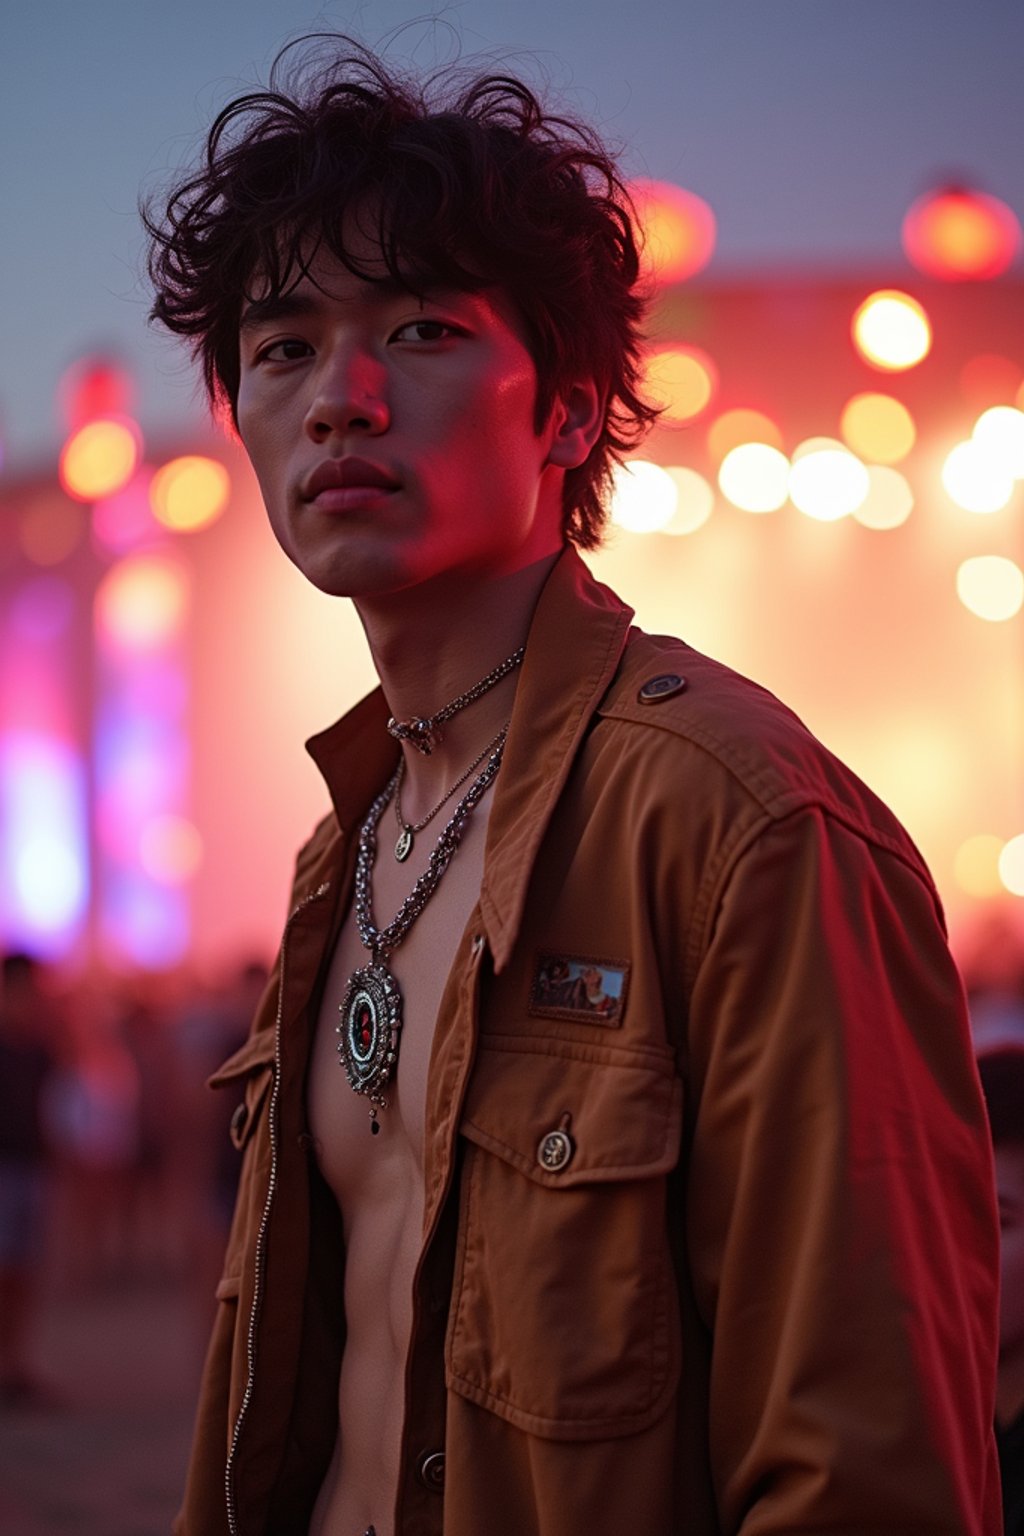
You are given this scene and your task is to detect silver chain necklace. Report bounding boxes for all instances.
[392,720,509,862]
[386,645,524,755]
[337,726,508,1131]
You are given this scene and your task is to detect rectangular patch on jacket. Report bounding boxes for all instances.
[528,952,630,1027]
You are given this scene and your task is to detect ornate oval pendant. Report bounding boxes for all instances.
[394,827,413,862]
[337,963,403,1131]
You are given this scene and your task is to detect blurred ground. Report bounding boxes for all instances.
[0,1273,202,1536]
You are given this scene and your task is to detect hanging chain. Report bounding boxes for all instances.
[394,719,509,839]
[356,727,508,960]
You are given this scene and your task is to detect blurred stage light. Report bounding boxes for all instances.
[852,465,914,530]
[972,405,1024,479]
[610,459,678,532]
[629,178,716,285]
[8,579,75,646]
[719,443,790,513]
[151,455,230,532]
[1000,834,1024,897]
[643,346,718,424]
[956,555,1024,621]
[93,471,159,554]
[96,555,190,650]
[954,834,1007,899]
[707,409,783,463]
[789,444,869,521]
[0,735,88,943]
[840,392,916,464]
[902,186,1022,282]
[58,357,135,430]
[139,814,203,884]
[59,417,141,502]
[662,467,714,534]
[852,291,932,372]
[942,441,1015,513]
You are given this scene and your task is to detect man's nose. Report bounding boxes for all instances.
[303,346,389,442]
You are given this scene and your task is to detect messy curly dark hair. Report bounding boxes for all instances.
[142,37,657,548]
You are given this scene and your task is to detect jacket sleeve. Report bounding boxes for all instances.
[685,805,1001,1534]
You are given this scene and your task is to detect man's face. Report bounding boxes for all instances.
[235,238,571,602]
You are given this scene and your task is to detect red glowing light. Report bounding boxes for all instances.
[959,354,1024,413]
[629,178,716,286]
[58,357,135,430]
[902,186,1021,282]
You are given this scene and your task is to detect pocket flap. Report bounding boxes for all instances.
[460,1038,682,1187]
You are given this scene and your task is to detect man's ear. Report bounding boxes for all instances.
[544,379,606,470]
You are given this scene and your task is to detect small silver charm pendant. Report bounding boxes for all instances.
[394,827,413,862]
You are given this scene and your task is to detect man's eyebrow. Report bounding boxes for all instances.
[239,292,324,333]
[238,278,431,333]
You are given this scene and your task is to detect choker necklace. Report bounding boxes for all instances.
[338,726,508,1131]
[386,645,524,755]
[393,721,509,862]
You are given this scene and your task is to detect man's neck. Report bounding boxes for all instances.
[354,551,562,812]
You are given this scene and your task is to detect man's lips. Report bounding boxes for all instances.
[302,457,401,503]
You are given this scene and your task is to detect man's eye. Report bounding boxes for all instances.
[391,320,458,344]
[255,339,313,364]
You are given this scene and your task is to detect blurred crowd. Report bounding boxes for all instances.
[0,948,270,1409]
[0,920,1022,1529]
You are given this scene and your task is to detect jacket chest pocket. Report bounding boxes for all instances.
[446,1037,683,1441]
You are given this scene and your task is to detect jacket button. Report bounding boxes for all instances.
[638,673,687,704]
[416,1449,445,1492]
[230,1102,248,1141]
[537,1128,575,1172]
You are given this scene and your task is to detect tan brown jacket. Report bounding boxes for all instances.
[177,549,1001,1535]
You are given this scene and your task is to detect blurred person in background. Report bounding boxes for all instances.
[43,996,141,1287]
[145,38,1002,1536]
[0,952,59,1407]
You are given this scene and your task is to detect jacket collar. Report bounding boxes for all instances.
[304,546,634,970]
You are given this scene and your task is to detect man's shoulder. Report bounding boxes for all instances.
[594,627,923,868]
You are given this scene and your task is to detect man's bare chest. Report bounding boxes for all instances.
[307,802,491,1205]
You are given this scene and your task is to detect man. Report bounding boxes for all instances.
[146,40,1001,1536]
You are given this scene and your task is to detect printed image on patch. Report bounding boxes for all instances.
[529,953,630,1026]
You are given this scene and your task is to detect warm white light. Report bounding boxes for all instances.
[973,406,1024,479]
[791,436,844,463]
[150,456,230,532]
[852,290,932,372]
[840,392,916,465]
[789,447,869,521]
[942,441,1015,513]
[718,443,790,513]
[610,459,678,533]
[954,835,1006,899]
[662,467,714,534]
[999,833,1024,897]
[853,465,914,530]
[956,555,1024,621]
